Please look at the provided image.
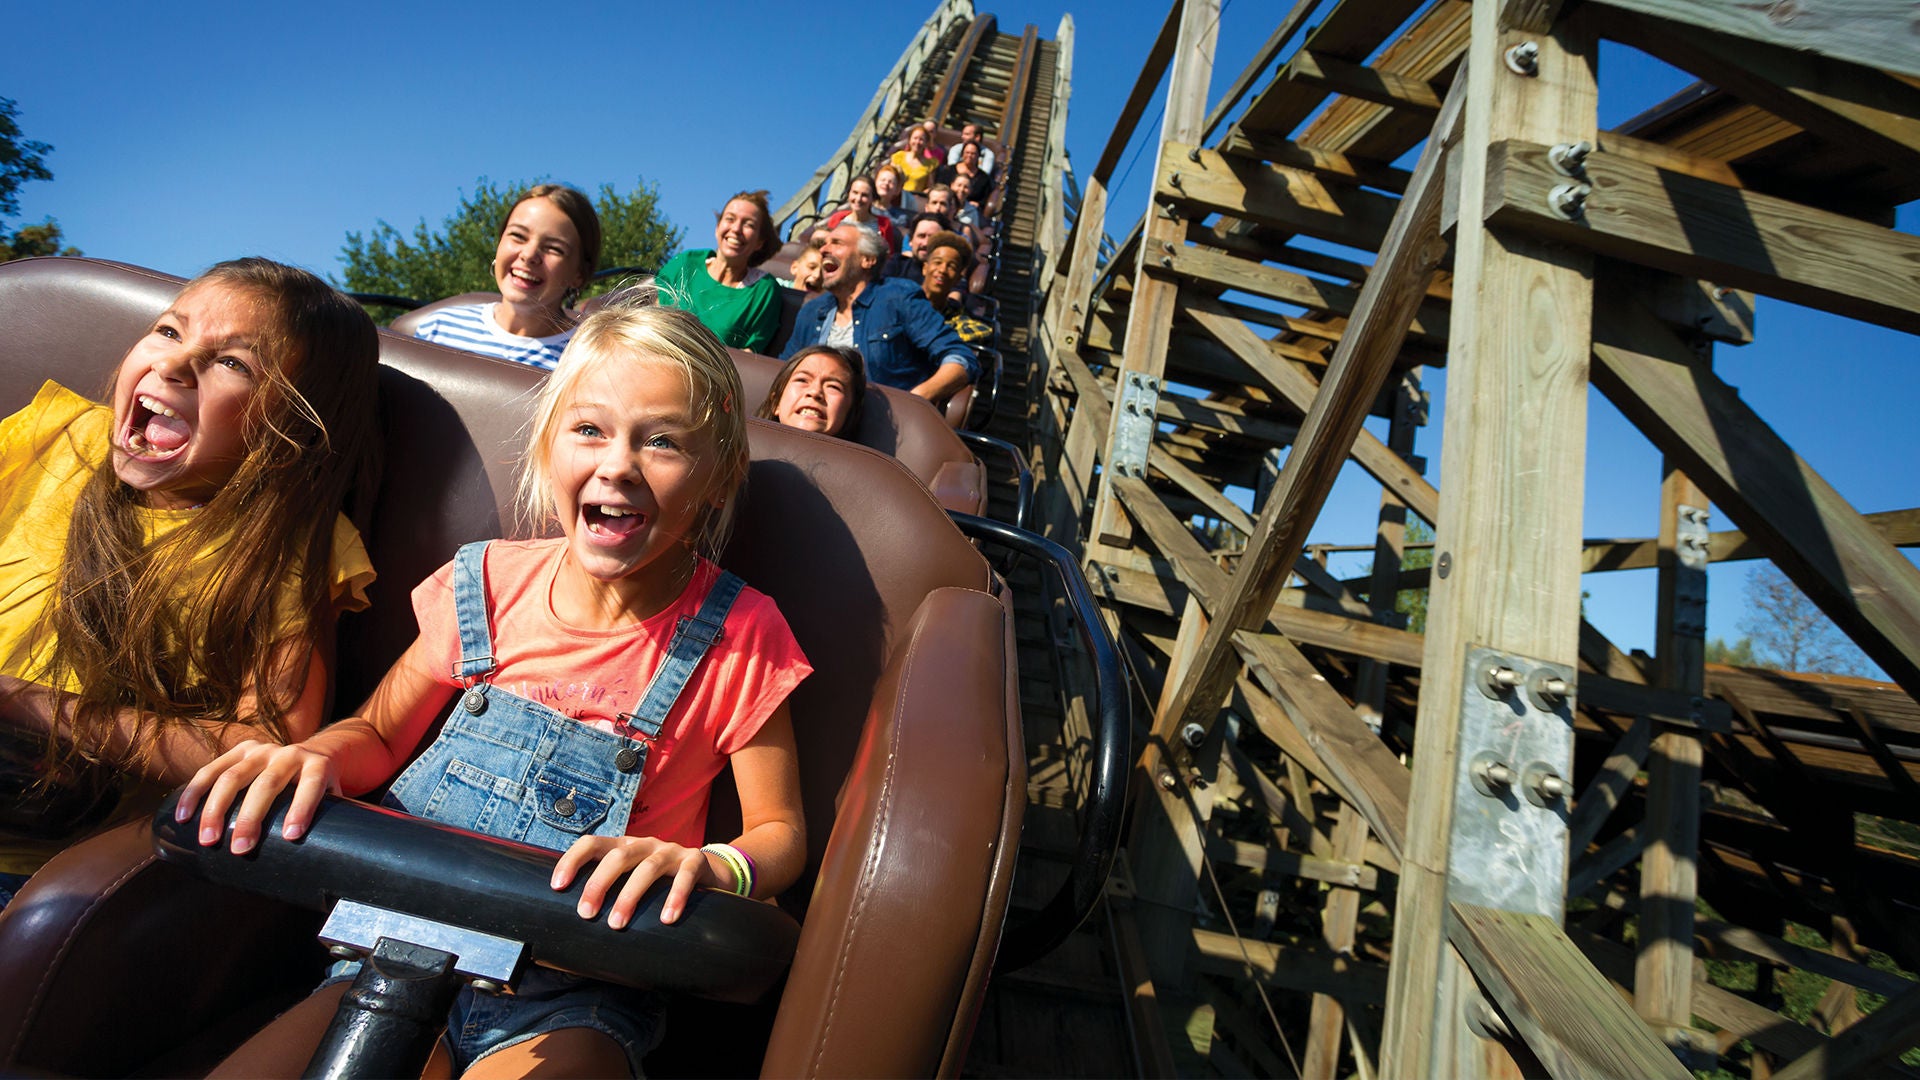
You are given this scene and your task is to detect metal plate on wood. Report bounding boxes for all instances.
[1447,646,1576,919]
[1673,504,1709,637]
[1110,372,1160,480]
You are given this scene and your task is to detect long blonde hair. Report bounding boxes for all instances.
[516,287,749,560]
[39,258,381,777]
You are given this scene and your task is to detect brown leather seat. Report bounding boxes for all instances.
[0,257,1022,1079]
[732,347,985,511]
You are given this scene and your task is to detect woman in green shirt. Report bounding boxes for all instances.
[656,189,784,354]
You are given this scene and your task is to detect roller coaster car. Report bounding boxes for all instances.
[0,258,1123,1077]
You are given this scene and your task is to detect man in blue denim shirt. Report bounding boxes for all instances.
[782,221,978,403]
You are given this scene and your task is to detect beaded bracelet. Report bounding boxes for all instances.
[701,842,754,897]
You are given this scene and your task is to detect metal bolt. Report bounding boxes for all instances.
[1548,139,1593,176]
[1159,255,1173,267]
[1522,763,1569,808]
[1161,241,1175,254]
[1472,758,1515,793]
[1436,551,1451,579]
[470,978,506,995]
[1169,172,1184,188]
[327,945,361,961]
[1547,182,1591,220]
[1187,146,1202,163]
[1157,770,1178,791]
[1480,663,1522,699]
[1504,41,1540,76]
[1125,401,1138,415]
[1180,722,1207,749]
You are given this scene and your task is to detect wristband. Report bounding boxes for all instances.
[701,842,754,896]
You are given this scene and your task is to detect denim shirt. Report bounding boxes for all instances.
[782,277,979,391]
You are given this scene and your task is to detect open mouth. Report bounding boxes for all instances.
[583,503,647,538]
[506,267,546,290]
[120,393,191,458]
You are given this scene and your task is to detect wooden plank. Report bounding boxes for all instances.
[1151,74,1465,766]
[1566,713,1654,855]
[1155,245,1451,343]
[1207,835,1379,891]
[1566,827,1647,898]
[1218,131,1414,193]
[1487,139,1920,335]
[1449,906,1691,1080]
[1085,0,1218,556]
[1192,929,1391,999]
[1158,142,1406,256]
[1287,49,1443,114]
[1773,986,1920,1080]
[1383,9,1602,1076]
[1697,920,1919,1000]
[1607,9,1920,175]
[1638,470,1708,1033]
[1590,284,1920,699]
[1305,803,1374,1079]
[1106,877,1180,1078]
[1580,0,1920,80]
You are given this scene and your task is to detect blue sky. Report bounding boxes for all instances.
[9,1,1915,673]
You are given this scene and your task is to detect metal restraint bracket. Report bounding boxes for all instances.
[1108,372,1160,481]
[1447,645,1577,920]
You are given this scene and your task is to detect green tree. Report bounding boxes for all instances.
[0,96,78,263]
[1704,635,1757,666]
[0,96,53,221]
[338,177,681,310]
[3,219,80,261]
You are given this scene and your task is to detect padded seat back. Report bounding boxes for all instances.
[0,257,1021,1079]
[731,348,984,512]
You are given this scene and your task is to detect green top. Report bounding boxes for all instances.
[656,249,783,354]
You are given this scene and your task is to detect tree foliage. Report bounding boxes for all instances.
[0,96,78,264]
[1737,563,1870,676]
[1704,635,1757,666]
[337,177,681,312]
[0,96,53,222]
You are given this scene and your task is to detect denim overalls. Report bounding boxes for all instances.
[368,541,745,1074]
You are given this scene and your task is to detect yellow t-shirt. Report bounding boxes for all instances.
[0,381,376,875]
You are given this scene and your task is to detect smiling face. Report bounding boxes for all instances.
[844,178,875,219]
[949,174,973,204]
[921,243,967,302]
[772,351,858,436]
[924,188,954,217]
[819,223,874,293]
[961,122,982,144]
[111,282,278,509]
[545,355,721,619]
[788,247,825,291]
[493,195,588,314]
[906,127,928,156]
[873,167,901,204]
[714,198,765,267]
[958,142,980,168]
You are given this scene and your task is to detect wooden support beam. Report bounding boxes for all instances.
[1207,835,1379,891]
[1580,0,1920,81]
[1591,284,1920,699]
[1697,920,1919,1000]
[1384,9,1604,1075]
[1773,986,1920,1080]
[1193,929,1392,999]
[1305,803,1374,1079]
[1487,140,1920,335]
[1567,827,1648,898]
[1085,0,1218,557]
[1450,906,1691,1079]
[1566,713,1654,855]
[1158,142,1406,256]
[1149,73,1463,767]
[1607,9,1920,176]
[1154,245,1451,343]
[1218,131,1414,193]
[1286,49,1444,115]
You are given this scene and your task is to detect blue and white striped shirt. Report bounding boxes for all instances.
[412,303,572,372]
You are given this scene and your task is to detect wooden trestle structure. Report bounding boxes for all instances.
[1010,0,1920,1076]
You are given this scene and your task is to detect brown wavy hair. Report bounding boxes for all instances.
[38,258,381,778]
[716,189,782,267]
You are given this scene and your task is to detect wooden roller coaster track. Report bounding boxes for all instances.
[790,2,1920,1075]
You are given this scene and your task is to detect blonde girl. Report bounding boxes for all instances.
[184,294,810,1079]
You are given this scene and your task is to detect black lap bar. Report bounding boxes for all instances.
[152,789,799,1004]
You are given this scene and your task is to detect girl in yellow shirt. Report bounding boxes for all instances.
[0,258,380,900]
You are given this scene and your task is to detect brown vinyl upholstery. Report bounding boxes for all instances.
[0,257,1022,1079]
[732,348,985,512]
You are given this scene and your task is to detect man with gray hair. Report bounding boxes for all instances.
[783,220,977,403]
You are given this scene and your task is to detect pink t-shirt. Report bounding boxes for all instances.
[410,539,811,847]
